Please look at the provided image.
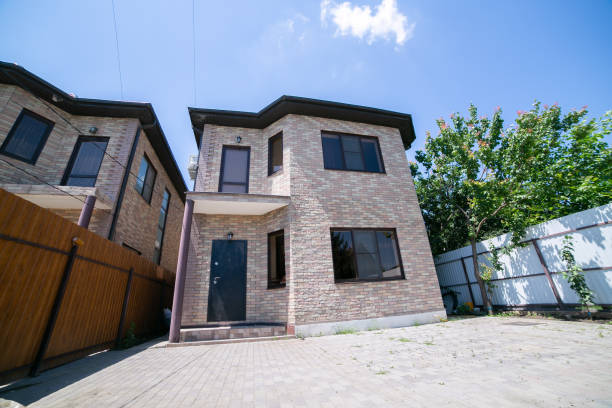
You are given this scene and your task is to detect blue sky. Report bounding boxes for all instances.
[1,0,611,185]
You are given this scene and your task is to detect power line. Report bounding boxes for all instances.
[111,0,124,99]
[192,0,197,105]
[0,157,86,205]
[6,72,187,214]
[10,98,187,215]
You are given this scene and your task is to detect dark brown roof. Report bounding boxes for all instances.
[189,95,416,150]
[0,61,187,201]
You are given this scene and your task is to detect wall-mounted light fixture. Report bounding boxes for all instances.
[227,232,234,240]
[89,126,98,134]
[236,136,242,143]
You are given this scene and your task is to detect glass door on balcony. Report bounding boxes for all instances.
[218,146,250,193]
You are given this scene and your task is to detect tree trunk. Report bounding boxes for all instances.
[470,239,492,315]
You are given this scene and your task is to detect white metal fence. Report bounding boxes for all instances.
[434,203,612,312]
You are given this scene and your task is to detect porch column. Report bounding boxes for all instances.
[78,195,96,229]
[169,198,194,343]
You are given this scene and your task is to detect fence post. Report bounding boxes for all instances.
[114,268,134,348]
[169,199,194,343]
[78,195,96,229]
[30,237,82,376]
[460,257,476,305]
[531,239,564,309]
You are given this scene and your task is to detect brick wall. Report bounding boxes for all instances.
[182,207,289,325]
[113,129,184,272]
[184,113,444,327]
[284,115,444,325]
[195,117,290,196]
[0,84,184,271]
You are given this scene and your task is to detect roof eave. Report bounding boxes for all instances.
[0,61,188,202]
[189,96,416,150]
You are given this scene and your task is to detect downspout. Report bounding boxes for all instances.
[108,126,141,240]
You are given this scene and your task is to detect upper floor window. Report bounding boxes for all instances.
[268,229,286,288]
[0,109,54,164]
[321,132,384,173]
[153,189,171,265]
[135,155,157,203]
[268,132,283,175]
[331,228,403,282]
[61,136,109,187]
[219,146,250,193]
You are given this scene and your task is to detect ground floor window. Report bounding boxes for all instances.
[268,230,286,288]
[331,228,404,282]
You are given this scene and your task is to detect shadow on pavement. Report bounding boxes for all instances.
[0,337,166,406]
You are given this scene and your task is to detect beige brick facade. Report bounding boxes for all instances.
[0,84,184,271]
[183,111,444,328]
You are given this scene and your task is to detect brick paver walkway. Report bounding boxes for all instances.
[2,317,611,407]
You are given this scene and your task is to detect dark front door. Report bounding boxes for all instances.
[207,240,247,322]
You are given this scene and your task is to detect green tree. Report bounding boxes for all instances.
[411,103,611,314]
[560,236,596,317]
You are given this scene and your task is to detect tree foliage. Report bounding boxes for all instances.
[560,236,596,316]
[411,102,611,312]
[412,104,612,255]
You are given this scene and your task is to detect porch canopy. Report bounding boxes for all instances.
[188,191,290,215]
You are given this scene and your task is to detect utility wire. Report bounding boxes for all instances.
[10,97,187,215]
[192,0,197,105]
[111,0,124,99]
[0,157,86,205]
[7,72,187,214]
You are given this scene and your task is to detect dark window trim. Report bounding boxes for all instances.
[135,153,157,204]
[0,108,55,165]
[331,227,405,283]
[60,136,109,186]
[321,130,386,174]
[153,188,171,265]
[267,131,283,176]
[122,242,141,255]
[218,145,251,193]
[267,229,286,289]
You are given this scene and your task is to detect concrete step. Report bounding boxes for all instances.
[165,335,296,347]
[179,324,287,342]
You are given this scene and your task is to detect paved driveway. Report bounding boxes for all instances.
[2,317,611,407]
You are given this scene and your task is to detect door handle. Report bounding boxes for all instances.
[213,276,220,285]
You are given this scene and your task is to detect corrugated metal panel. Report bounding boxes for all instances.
[490,275,557,305]
[436,260,466,286]
[433,203,612,308]
[552,270,612,304]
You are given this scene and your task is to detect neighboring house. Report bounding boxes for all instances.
[169,96,445,341]
[0,62,186,271]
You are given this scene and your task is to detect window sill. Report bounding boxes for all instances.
[323,167,386,175]
[268,168,284,177]
[267,283,286,290]
[334,276,405,284]
[0,151,38,165]
[134,186,153,205]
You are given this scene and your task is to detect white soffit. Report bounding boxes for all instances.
[17,194,112,210]
[190,193,290,215]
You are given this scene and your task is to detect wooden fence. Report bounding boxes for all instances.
[0,189,174,384]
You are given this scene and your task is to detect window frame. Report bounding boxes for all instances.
[268,132,283,176]
[321,131,386,174]
[61,136,109,187]
[134,154,157,204]
[267,229,286,289]
[153,188,171,265]
[218,145,251,193]
[330,227,405,283]
[0,108,55,165]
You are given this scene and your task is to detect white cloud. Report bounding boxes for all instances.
[320,0,415,46]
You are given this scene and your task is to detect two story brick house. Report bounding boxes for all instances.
[0,62,186,271]
[169,96,445,341]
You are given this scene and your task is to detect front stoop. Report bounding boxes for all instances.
[179,323,287,342]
